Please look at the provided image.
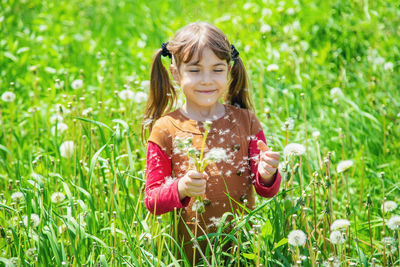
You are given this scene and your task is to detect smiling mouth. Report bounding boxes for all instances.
[196,90,216,94]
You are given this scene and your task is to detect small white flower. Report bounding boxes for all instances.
[140,80,150,90]
[119,89,134,100]
[387,215,400,230]
[60,141,74,158]
[205,147,229,163]
[1,91,16,102]
[330,87,343,98]
[337,160,354,173]
[266,64,279,72]
[82,107,93,116]
[329,231,346,245]
[260,24,271,33]
[384,62,394,71]
[284,143,306,157]
[331,219,350,231]
[11,192,24,202]
[134,91,148,103]
[382,201,397,212]
[23,213,40,228]
[51,122,68,135]
[71,79,83,90]
[288,230,307,246]
[51,192,65,203]
[312,131,320,139]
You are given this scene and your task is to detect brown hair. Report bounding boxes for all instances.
[141,22,253,141]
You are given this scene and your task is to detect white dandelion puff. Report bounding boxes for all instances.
[134,91,148,103]
[51,192,65,203]
[384,62,394,71]
[382,201,397,213]
[312,131,320,139]
[51,122,68,135]
[205,147,229,163]
[11,192,24,202]
[329,231,346,245]
[1,91,16,102]
[288,230,306,246]
[387,215,400,230]
[330,219,350,231]
[337,160,354,173]
[284,143,306,157]
[266,64,279,72]
[260,24,271,33]
[23,213,40,228]
[71,79,83,90]
[119,89,134,100]
[50,114,64,124]
[60,141,74,158]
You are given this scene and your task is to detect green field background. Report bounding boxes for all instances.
[1,0,400,266]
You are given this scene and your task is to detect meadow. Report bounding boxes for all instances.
[1,0,400,266]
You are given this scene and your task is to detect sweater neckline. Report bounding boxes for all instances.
[168,104,237,135]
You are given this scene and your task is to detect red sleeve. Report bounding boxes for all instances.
[145,141,190,215]
[249,130,281,197]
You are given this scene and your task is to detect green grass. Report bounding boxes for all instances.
[1,0,400,266]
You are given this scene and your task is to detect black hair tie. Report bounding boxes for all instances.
[231,44,239,61]
[161,42,172,58]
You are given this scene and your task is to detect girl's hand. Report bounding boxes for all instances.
[257,140,280,186]
[178,170,208,200]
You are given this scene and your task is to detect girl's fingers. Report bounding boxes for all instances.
[264,151,280,160]
[257,140,270,153]
[261,161,276,174]
[261,155,279,168]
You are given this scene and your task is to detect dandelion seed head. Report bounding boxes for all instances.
[23,213,40,228]
[51,192,65,204]
[11,192,24,202]
[51,122,68,135]
[337,160,354,173]
[382,201,397,213]
[384,62,394,71]
[134,91,147,103]
[60,141,74,158]
[205,147,229,163]
[330,219,350,231]
[387,215,400,230]
[329,230,346,245]
[312,131,320,139]
[1,91,16,102]
[266,64,279,72]
[118,89,134,100]
[284,143,305,157]
[71,79,83,90]
[288,230,306,246]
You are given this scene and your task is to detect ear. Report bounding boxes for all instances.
[170,64,181,85]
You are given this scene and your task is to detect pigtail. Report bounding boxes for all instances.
[226,57,254,111]
[141,48,176,143]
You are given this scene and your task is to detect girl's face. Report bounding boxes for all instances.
[171,47,230,111]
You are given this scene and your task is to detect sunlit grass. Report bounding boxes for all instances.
[1,0,399,266]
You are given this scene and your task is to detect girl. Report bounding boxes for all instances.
[142,22,281,263]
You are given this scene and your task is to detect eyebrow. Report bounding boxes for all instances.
[186,62,227,67]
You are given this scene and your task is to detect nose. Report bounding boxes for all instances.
[200,71,213,85]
